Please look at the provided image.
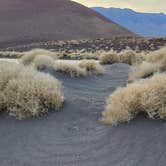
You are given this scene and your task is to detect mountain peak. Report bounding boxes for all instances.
[93,7,166,37]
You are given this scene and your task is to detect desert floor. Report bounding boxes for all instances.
[0,61,165,166]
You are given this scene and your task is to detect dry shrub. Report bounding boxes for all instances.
[148,47,166,63]
[53,61,87,77]
[99,51,120,64]
[101,83,143,125]
[20,49,104,77]
[33,54,55,70]
[0,62,64,119]
[21,48,58,65]
[69,52,99,60]
[147,47,166,70]
[0,62,22,90]
[128,47,166,82]
[140,74,166,119]
[101,73,166,125]
[118,50,137,65]
[0,51,23,58]
[79,60,104,74]
[118,50,144,65]
[128,62,160,82]
[99,49,145,65]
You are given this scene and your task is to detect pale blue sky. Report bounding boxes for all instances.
[73,0,166,13]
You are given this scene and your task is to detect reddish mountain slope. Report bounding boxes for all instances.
[0,0,135,44]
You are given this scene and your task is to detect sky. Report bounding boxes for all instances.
[73,0,166,13]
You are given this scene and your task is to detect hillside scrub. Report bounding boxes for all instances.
[0,62,64,119]
[101,73,166,125]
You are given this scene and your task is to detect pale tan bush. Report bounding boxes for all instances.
[119,50,145,65]
[33,54,55,70]
[21,48,58,65]
[99,51,120,64]
[67,52,99,60]
[148,47,166,63]
[0,62,23,90]
[20,50,91,77]
[0,62,64,119]
[147,47,166,70]
[128,47,166,81]
[79,60,104,74]
[119,50,137,65]
[101,73,166,125]
[0,92,6,110]
[101,83,143,125]
[53,61,87,77]
[128,62,160,82]
[140,74,166,119]
[34,58,88,77]
[99,50,145,65]
[0,51,23,58]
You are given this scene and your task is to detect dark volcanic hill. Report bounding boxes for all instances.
[0,0,134,45]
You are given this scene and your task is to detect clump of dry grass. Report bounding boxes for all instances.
[99,49,145,65]
[79,60,104,74]
[101,73,166,125]
[0,51,23,58]
[0,62,64,119]
[66,52,99,60]
[99,51,120,64]
[128,47,166,82]
[148,47,166,63]
[54,61,87,77]
[118,49,145,65]
[21,48,58,65]
[101,83,143,125]
[128,62,160,82]
[0,62,22,90]
[140,73,166,119]
[20,51,103,77]
[118,50,137,65]
[147,47,166,70]
[33,54,55,70]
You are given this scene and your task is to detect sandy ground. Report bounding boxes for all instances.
[0,58,19,63]
[0,63,166,166]
[0,58,99,64]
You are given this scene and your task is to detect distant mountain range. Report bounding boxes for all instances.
[92,7,166,37]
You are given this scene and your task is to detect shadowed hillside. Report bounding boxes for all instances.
[0,0,134,45]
